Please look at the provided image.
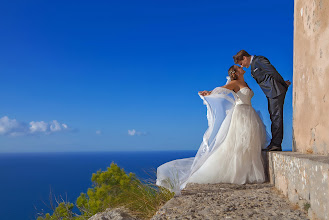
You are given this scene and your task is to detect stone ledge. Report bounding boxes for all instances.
[268,152,329,220]
[152,183,307,219]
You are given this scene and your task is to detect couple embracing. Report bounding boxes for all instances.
[156,50,291,194]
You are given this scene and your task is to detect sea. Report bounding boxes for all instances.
[0,151,196,220]
[0,148,291,220]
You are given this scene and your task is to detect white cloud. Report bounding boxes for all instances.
[128,129,147,136]
[50,120,62,132]
[0,116,71,136]
[0,116,28,136]
[30,121,48,133]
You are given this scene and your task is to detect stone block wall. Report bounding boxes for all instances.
[268,152,329,219]
[293,0,329,155]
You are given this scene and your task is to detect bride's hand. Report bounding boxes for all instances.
[199,91,211,96]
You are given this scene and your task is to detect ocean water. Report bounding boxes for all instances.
[0,151,196,220]
[0,148,292,220]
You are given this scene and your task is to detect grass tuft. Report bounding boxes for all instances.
[303,202,311,212]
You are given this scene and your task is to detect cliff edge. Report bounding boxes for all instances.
[151,182,308,219]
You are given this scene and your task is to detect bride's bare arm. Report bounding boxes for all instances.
[222,81,237,92]
[199,80,239,96]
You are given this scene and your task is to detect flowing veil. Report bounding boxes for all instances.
[156,86,238,194]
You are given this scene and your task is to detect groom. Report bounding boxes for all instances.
[233,50,291,151]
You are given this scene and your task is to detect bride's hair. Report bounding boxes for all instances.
[228,65,238,80]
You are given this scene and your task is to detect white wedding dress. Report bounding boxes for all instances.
[156,86,269,194]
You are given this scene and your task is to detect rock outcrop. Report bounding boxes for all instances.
[89,207,137,220]
[152,182,308,219]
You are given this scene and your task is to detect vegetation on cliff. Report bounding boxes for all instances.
[37,163,174,220]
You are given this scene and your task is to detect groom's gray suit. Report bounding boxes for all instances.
[250,55,288,148]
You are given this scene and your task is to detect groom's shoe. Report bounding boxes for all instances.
[262,145,282,152]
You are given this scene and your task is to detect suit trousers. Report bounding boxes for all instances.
[267,92,286,147]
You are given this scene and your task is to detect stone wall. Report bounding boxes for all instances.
[293,0,329,155]
[268,152,329,219]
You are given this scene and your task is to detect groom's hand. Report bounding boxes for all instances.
[285,80,291,87]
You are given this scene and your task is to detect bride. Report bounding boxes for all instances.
[156,65,269,194]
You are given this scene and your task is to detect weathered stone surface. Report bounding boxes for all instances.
[152,182,308,219]
[269,152,329,220]
[88,207,137,220]
[293,0,329,155]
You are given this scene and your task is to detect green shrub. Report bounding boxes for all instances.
[37,163,174,220]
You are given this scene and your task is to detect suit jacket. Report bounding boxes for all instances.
[250,55,288,98]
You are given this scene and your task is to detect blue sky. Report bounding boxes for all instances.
[0,0,294,152]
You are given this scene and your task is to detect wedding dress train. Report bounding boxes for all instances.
[156,87,268,194]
